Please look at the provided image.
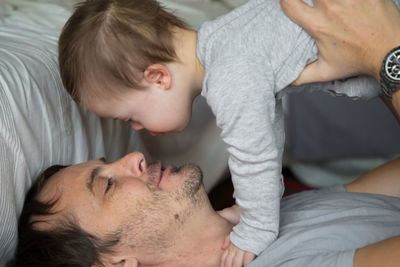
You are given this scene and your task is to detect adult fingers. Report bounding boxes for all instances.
[280,0,315,32]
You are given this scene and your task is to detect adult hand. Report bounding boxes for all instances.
[280,0,400,85]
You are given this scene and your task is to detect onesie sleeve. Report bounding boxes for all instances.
[203,57,284,255]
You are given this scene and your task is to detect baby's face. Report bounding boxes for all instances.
[84,84,193,135]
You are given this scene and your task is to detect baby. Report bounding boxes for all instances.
[58,0,381,266]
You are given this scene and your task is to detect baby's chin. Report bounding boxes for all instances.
[148,122,189,136]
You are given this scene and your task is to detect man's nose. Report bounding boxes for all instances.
[119,152,146,177]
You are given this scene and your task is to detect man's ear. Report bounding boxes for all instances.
[92,256,138,267]
[112,258,138,267]
[144,64,172,90]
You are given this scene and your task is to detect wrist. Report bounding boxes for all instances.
[374,29,400,77]
[371,50,387,82]
[393,90,400,115]
[372,43,400,81]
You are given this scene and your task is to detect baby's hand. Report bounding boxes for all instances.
[220,235,255,267]
[217,204,241,225]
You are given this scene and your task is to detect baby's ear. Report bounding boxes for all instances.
[144,64,172,90]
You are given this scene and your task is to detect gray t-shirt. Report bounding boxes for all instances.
[197,0,397,255]
[248,186,400,267]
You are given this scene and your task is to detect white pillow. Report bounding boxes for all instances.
[0,15,148,266]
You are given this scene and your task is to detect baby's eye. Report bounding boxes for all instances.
[105,177,114,194]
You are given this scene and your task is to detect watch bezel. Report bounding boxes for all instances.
[384,49,400,81]
[380,45,400,98]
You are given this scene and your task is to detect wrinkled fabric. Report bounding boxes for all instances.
[249,186,400,266]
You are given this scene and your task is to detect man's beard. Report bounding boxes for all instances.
[146,162,204,202]
[119,163,206,251]
[170,163,203,200]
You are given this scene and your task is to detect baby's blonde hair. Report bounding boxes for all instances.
[59,0,189,102]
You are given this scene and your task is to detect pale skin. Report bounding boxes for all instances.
[36,153,400,266]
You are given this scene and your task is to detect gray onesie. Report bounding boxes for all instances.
[197,0,392,255]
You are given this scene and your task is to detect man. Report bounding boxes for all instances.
[12,152,400,267]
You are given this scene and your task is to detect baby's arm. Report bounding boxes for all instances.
[205,58,285,263]
[219,205,255,266]
[219,205,256,266]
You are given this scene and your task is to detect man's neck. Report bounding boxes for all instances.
[184,215,233,267]
[162,206,233,267]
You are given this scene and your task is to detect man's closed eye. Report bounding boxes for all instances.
[105,177,114,194]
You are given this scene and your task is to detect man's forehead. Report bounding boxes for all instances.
[58,160,100,180]
[38,159,104,201]
[31,160,107,233]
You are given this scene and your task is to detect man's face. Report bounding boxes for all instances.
[37,152,206,266]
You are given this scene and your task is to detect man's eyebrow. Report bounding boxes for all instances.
[86,158,106,195]
[87,165,102,196]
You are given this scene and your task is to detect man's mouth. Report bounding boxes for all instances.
[158,164,168,186]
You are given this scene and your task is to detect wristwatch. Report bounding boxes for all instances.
[380,45,400,98]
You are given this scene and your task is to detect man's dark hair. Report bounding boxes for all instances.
[11,165,121,267]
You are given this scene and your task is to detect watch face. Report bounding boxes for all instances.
[385,49,400,81]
